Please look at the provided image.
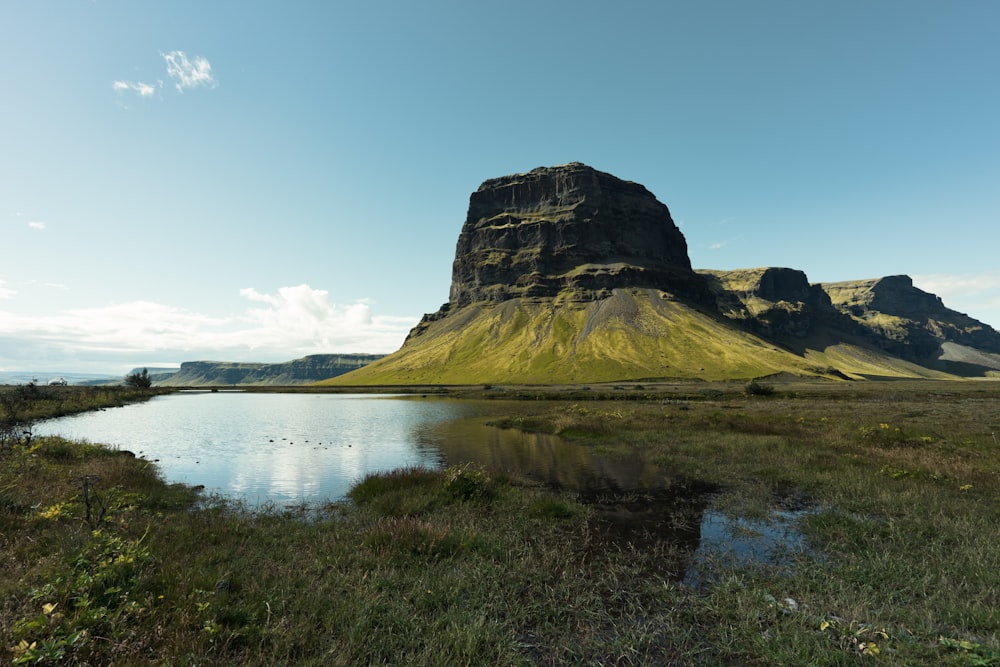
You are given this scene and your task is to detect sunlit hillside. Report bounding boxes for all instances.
[320,289,954,385]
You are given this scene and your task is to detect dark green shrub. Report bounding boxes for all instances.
[744,379,775,396]
[123,368,152,389]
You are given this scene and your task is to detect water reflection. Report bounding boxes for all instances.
[37,394,814,581]
[36,393,468,504]
[431,415,814,583]
[684,509,816,587]
[429,416,677,493]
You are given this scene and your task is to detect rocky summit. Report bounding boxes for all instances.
[323,164,1000,385]
[448,163,712,307]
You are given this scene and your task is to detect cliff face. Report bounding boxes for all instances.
[823,276,1000,367]
[702,269,1000,373]
[448,163,711,307]
[699,267,851,339]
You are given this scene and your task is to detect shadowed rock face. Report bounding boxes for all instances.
[448,163,711,306]
[824,275,1000,359]
[752,267,818,304]
[699,267,849,339]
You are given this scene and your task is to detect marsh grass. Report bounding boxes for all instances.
[519,385,1000,664]
[2,382,999,664]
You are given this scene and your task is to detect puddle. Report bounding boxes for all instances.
[582,490,816,585]
[430,416,817,584]
[682,508,816,587]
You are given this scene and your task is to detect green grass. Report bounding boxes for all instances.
[499,384,1000,664]
[1,384,166,422]
[323,288,964,387]
[2,382,1000,664]
[324,289,847,385]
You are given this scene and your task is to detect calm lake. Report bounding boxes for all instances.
[35,391,813,578]
[35,392,474,504]
[35,391,671,505]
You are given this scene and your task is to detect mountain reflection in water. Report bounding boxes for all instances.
[430,416,677,494]
[432,416,813,583]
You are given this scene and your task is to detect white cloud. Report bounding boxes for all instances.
[913,272,1000,297]
[162,51,216,92]
[113,50,214,100]
[234,286,399,352]
[112,80,159,98]
[28,221,46,230]
[0,280,15,300]
[0,285,417,372]
[913,271,1000,329]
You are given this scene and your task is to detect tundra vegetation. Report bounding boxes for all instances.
[1,381,999,665]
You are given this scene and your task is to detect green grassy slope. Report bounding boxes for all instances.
[323,289,950,385]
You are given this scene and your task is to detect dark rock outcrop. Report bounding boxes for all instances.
[824,275,1000,363]
[699,267,853,339]
[448,163,712,307]
[701,269,1000,371]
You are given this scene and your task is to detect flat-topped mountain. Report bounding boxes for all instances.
[323,164,1000,385]
[157,354,384,386]
[449,162,712,307]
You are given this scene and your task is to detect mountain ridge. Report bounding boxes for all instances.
[314,162,1000,385]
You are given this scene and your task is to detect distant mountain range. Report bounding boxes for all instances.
[151,354,385,386]
[1,355,385,387]
[319,163,1000,385]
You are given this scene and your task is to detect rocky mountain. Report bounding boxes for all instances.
[322,163,1000,385]
[449,162,713,307]
[157,354,384,386]
[697,269,1000,375]
[824,275,1000,374]
[699,267,852,340]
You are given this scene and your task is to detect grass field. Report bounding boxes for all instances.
[2,381,998,665]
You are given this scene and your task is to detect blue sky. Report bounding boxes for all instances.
[2,0,998,374]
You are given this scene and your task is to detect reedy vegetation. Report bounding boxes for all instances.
[1,382,999,665]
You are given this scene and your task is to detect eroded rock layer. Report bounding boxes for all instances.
[448,163,711,307]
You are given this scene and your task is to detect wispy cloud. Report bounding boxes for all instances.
[114,50,215,100]
[234,285,408,351]
[112,80,159,98]
[913,271,1000,296]
[0,285,416,372]
[708,233,744,251]
[27,221,47,230]
[162,51,216,92]
[0,280,15,300]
